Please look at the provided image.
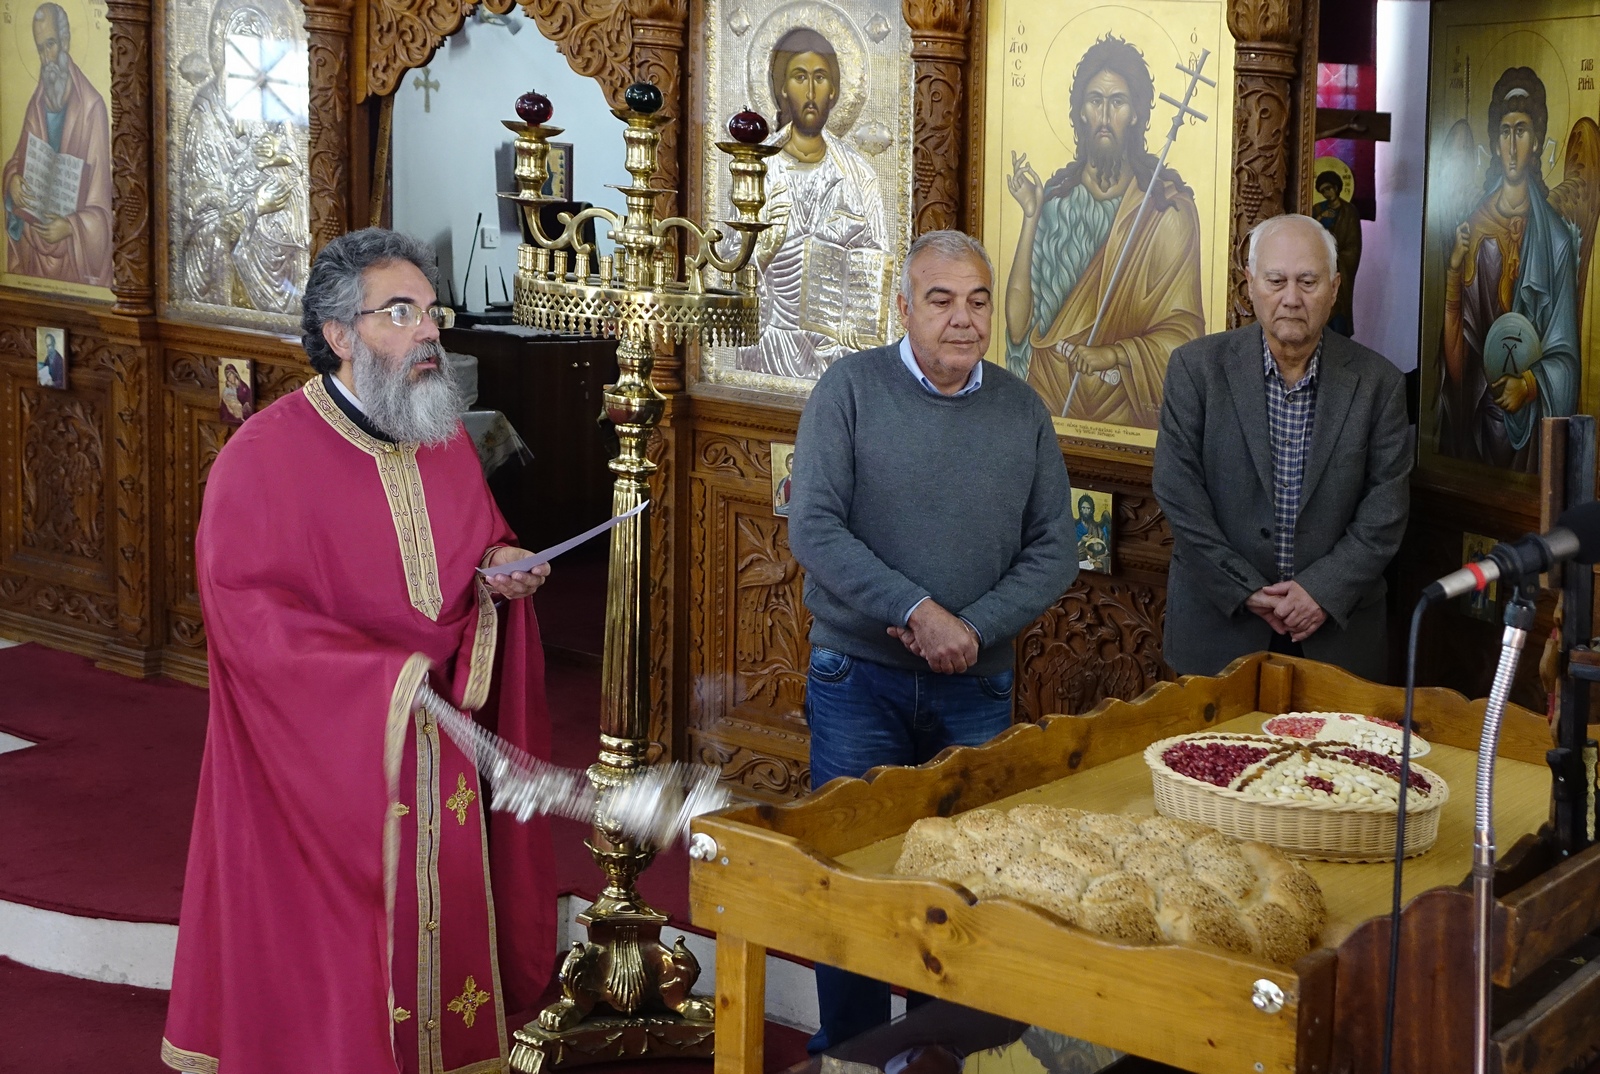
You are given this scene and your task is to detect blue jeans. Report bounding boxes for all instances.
[804,646,1014,1052]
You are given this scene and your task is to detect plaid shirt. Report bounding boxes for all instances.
[1263,336,1321,580]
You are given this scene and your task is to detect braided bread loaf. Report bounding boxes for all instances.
[892,805,1326,964]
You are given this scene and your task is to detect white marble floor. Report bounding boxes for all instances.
[0,730,34,755]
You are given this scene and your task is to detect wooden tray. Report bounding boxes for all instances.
[690,654,1600,1074]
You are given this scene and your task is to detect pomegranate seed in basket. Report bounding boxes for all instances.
[1161,741,1270,787]
[1266,715,1326,739]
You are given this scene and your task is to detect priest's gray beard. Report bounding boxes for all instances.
[352,337,465,446]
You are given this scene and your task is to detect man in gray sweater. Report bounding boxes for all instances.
[787,229,1078,1051]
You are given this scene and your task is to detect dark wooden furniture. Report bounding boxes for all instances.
[443,327,619,553]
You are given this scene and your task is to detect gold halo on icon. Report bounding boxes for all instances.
[1038,8,1181,156]
[1479,29,1570,174]
[1311,156,1355,202]
[11,0,99,82]
[745,0,870,139]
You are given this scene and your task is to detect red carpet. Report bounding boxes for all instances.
[0,633,689,925]
[0,558,789,1074]
[0,957,171,1074]
[0,956,808,1074]
[0,644,207,923]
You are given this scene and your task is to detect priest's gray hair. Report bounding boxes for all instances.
[301,228,443,375]
[1246,213,1338,279]
[35,3,70,51]
[900,230,994,300]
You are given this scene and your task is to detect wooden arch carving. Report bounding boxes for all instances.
[355,0,980,246]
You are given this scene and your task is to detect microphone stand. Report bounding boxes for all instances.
[1472,579,1538,1074]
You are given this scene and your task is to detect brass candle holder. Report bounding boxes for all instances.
[498,85,776,1073]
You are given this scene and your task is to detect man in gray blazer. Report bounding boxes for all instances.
[1153,213,1411,681]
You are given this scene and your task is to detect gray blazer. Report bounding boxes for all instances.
[1153,325,1412,681]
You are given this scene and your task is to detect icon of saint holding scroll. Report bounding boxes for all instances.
[1005,34,1204,428]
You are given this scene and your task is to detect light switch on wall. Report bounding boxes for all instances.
[479,225,500,250]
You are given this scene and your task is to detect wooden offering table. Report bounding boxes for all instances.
[688,654,1600,1074]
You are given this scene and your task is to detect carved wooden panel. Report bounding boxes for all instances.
[1,321,123,644]
[104,341,154,645]
[1014,575,1169,724]
[20,391,107,563]
[164,353,225,652]
[510,0,633,103]
[306,0,355,257]
[107,0,156,316]
[905,0,972,234]
[686,419,811,797]
[365,0,472,98]
[1226,1,1303,325]
[689,736,810,798]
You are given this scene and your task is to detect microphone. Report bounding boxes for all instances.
[1423,502,1600,602]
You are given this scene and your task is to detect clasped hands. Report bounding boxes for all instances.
[1246,580,1325,644]
[887,600,979,675]
[481,546,550,601]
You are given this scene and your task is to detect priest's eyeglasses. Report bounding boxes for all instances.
[358,302,457,330]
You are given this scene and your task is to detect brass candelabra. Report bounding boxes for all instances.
[498,83,776,1073]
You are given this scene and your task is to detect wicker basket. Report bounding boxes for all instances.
[1144,734,1451,862]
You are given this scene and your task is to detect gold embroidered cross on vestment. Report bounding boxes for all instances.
[447,975,491,1027]
[446,772,477,825]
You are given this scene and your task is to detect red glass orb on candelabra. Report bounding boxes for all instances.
[516,89,553,125]
[727,108,769,144]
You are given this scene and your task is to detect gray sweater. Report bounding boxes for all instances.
[788,342,1079,676]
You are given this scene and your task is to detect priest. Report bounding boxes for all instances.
[163,229,556,1074]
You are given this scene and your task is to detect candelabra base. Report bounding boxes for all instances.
[509,909,716,1074]
[510,1011,716,1074]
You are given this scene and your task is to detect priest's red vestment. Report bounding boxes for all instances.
[163,376,555,1074]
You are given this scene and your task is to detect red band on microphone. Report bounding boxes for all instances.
[1467,562,1489,590]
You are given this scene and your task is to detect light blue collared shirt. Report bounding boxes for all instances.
[899,335,983,397]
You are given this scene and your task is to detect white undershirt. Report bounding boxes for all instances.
[328,371,368,415]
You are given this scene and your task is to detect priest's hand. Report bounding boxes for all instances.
[887,600,979,675]
[1262,580,1326,643]
[482,546,550,600]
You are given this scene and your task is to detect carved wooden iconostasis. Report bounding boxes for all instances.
[0,0,1326,800]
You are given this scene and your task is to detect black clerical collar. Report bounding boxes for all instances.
[320,373,395,443]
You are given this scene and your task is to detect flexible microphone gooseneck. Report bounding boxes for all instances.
[1380,501,1600,1074]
